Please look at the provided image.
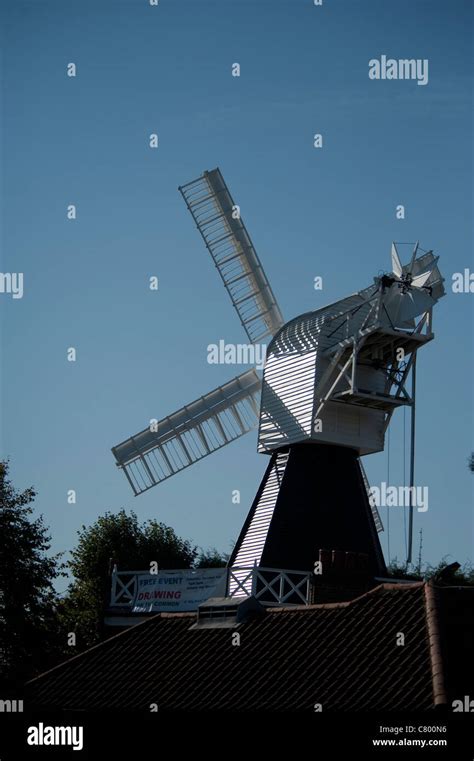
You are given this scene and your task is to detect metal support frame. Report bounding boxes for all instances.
[407,355,417,564]
[314,353,354,420]
[315,305,433,423]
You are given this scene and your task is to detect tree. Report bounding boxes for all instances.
[387,557,474,586]
[61,509,198,648]
[195,547,229,568]
[0,460,64,686]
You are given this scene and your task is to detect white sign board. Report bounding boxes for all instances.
[132,568,226,613]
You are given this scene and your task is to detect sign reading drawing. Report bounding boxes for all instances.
[132,568,226,613]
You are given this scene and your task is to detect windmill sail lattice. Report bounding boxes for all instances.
[112,369,261,495]
[179,169,284,343]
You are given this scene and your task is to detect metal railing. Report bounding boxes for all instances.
[226,565,312,605]
[110,567,140,607]
[110,565,312,609]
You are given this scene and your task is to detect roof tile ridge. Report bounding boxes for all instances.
[424,580,448,707]
[266,581,424,614]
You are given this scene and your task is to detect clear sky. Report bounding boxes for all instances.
[1,0,472,584]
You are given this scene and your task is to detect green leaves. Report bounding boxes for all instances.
[62,509,199,648]
[0,460,65,686]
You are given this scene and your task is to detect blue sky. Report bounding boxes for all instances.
[1,0,472,583]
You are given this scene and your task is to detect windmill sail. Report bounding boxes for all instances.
[179,168,284,344]
[113,169,285,495]
[112,369,261,495]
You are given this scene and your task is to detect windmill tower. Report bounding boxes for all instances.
[112,169,445,585]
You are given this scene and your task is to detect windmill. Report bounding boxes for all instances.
[112,169,445,580]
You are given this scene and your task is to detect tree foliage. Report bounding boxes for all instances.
[0,460,64,686]
[61,509,198,648]
[195,547,229,568]
[387,558,474,585]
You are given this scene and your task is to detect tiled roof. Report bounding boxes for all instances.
[26,582,446,712]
